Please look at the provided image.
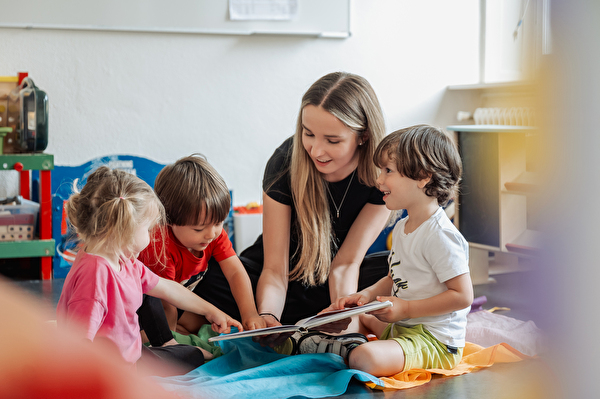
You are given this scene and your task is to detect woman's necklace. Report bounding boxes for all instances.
[325,170,356,218]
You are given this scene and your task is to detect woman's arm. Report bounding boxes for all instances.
[219,255,266,330]
[329,203,390,302]
[255,192,292,326]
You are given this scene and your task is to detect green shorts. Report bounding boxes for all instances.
[380,323,463,371]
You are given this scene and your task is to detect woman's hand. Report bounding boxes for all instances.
[260,313,282,328]
[243,314,268,331]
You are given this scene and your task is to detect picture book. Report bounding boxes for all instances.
[208,300,393,342]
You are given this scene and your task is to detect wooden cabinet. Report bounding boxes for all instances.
[0,153,54,279]
[447,125,539,284]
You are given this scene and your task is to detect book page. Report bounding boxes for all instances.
[300,300,392,330]
[208,300,393,342]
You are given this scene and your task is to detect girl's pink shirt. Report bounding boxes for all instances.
[57,251,159,364]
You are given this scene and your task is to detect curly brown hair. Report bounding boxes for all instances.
[374,124,462,206]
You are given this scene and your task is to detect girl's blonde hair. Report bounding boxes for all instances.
[66,166,166,259]
[289,72,386,286]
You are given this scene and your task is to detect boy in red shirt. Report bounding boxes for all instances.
[138,154,265,344]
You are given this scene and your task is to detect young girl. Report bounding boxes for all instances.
[56,166,242,373]
[299,125,473,377]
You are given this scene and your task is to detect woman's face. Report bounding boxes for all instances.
[301,105,361,182]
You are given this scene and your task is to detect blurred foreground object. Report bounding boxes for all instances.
[0,277,179,399]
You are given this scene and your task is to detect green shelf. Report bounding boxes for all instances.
[0,239,55,258]
[0,153,54,171]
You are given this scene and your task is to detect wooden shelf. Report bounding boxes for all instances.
[447,125,537,134]
[447,81,535,91]
[504,171,539,194]
[505,229,541,257]
[450,125,538,283]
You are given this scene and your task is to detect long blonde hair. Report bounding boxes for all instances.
[289,72,385,286]
[66,166,165,260]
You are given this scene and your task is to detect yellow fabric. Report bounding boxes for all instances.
[365,342,531,390]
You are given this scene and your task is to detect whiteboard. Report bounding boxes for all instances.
[0,0,350,38]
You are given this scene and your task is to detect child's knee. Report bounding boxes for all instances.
[348,340,405,376]
[348,342,377,372]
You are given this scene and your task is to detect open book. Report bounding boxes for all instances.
[208,300,393,342]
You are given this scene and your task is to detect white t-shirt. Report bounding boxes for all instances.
[389,207,470,347]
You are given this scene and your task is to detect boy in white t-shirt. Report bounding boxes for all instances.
[298,125,473,377]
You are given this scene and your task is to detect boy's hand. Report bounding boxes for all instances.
[206,310,243,334]
[323,292,371,313]
[370,296,409,323]
[243,314,268,330]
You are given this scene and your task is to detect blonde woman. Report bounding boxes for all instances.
[197,72,390,330]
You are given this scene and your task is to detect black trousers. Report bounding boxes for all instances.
[137,295,205,375]
[194,244,390,325]
[139,344,205,376]
[137,294,174,347]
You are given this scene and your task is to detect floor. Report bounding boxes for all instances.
[5,258,556,399]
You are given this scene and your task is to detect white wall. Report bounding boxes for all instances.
[0,0,479,204]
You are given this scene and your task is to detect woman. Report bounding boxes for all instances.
[198,72,390,329]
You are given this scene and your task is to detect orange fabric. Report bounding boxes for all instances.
[365,342,531,390]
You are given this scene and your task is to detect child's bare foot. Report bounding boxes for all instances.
[177,312,209,335]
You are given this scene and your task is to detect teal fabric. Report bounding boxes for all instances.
[154,335,384,399]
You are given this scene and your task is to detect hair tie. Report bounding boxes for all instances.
[119,196,124,200]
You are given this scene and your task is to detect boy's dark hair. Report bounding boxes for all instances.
[154,154,230,226]
[374,124,462,206]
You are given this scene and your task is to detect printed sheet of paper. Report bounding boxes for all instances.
[229,0,298,21]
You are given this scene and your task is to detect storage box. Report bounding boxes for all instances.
[0,199,39,241]
[233,213,262,253]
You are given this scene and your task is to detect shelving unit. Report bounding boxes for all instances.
[0,153,54,279]
[447,125,540,284]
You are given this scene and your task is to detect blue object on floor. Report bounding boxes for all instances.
[154,336,383,399]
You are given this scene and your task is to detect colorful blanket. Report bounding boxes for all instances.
[156,333,532,398]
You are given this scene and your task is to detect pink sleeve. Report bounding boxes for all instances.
[138,259,160,293]
[59,264,109,341]
[65,299,107,341]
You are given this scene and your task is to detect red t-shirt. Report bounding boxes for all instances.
[57,251,160,365]
[139,226,235,291]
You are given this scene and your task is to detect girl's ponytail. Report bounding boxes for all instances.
[66,166,165,258]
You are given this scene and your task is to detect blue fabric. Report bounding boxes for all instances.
[154,337,384,399]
